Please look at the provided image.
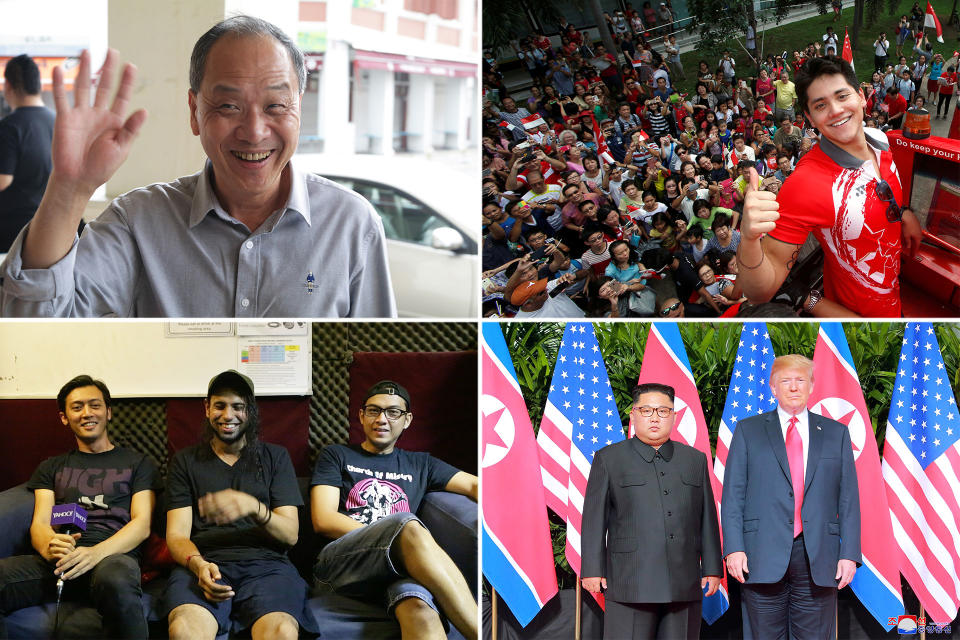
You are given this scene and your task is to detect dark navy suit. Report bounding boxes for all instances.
[721,409,861,639]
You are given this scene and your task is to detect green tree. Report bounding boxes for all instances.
[482,0,565,57]
[686,0,796,61]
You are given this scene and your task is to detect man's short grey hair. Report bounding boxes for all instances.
[190,15,306,94]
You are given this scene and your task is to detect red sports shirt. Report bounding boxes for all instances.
[770,128,904,317]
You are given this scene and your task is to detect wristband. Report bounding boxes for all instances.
[186,554,202,569]
[803,289,823,314]
[738,249,764,270]
[256,501,273,526]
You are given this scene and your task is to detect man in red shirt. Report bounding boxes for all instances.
[936,65,957,119]
[593,44,623,92]
[737,56,922,317]
[882,86,908,128]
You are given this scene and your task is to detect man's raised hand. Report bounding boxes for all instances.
[50,49,147,196]
[740,166,779,243]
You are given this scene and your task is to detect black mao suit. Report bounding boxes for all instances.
[582,437,723,639]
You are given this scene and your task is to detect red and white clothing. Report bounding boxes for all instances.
[882,93,908,119]
[580,244,613,276]
[517,161,561,186]
[771,128,903,317]
[726,145,756,170]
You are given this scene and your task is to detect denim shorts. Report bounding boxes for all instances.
[313,512,441,616]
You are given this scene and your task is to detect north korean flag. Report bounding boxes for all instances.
[809,323,904,630]
[481,323,559,627]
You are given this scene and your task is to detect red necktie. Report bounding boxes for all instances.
[786,416,804,537]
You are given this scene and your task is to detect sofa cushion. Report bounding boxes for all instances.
[0,484,33,558]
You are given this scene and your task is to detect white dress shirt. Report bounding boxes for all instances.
[777,405,809,476]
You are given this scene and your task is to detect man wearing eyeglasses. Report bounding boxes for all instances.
[310,381,478,640]
[581,383,723,639]
[738,56,922,317]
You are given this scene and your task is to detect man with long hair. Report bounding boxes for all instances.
[163,371,318,640]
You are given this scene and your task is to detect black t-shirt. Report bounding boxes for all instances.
[673,252,705,302]
[0,106,55,251]
[310,444,459,529]
[26,446,159,551]
[166,442,302,563]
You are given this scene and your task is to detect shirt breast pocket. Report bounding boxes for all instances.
[620,474,647,488]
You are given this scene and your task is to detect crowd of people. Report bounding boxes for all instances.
[481,4,958,318]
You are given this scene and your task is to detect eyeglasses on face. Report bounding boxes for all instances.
[632,405,674,417]
[362,406,409,420]
[874,179,903,223]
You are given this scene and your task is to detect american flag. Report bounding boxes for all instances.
[714,323,777,490]
[712,323,775,626]
[536,322,624,590]
[882,322,960,625]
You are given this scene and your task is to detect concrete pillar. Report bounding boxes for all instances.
[107,0,222,196]
[444,76,468,150]
[351,68,369,152]
[364,69,395,155]
[319,38,355,153]
[407,74,435,153]
[465,73,478,147]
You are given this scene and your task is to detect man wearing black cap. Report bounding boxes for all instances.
[310,380,478,640]
[163,371,318,640]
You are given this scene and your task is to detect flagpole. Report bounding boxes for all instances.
[575,581,582,640]
[920,605,926,640]
[491,587,498,640]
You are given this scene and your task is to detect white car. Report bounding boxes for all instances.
[296,153,478,318]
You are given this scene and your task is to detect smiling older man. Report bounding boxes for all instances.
[1,16,395,317]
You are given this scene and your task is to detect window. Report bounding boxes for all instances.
[404,0,458,20]
[325,177,451,246]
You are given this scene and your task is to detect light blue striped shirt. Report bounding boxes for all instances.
[0,159,396,317]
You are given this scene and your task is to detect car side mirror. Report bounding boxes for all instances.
[430,227,465,251]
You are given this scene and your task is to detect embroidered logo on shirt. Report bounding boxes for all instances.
[303,271,317,294]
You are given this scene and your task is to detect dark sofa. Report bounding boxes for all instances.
[0,480,477,639]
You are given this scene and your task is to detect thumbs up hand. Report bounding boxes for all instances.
[740,166,780,243]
